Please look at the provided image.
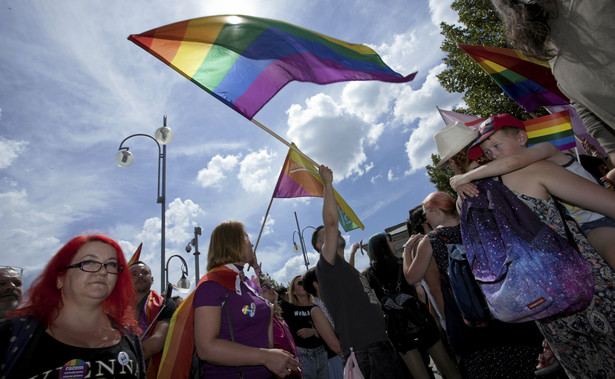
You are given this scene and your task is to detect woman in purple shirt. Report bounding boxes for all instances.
[193,220,301,378]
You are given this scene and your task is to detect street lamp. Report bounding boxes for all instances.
[185,226,202,283]
[115,115,173,293]
[292,211,315,271]
[165,254,191,292]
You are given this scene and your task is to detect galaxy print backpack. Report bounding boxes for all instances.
[459,177,594,323]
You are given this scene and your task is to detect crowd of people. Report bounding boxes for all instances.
[2,1,615,377]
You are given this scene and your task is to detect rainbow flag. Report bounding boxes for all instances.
[129,15,416,120]
[127,242,142,266]
[273,144,364,231]
[437,106,485,130]
[524,110,575,150]
[458,45,569,113]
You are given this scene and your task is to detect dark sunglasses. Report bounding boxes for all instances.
[262,283,274,290]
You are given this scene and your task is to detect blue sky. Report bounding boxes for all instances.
[0,0,464,292]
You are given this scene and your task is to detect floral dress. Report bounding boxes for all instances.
[517,193,615,378]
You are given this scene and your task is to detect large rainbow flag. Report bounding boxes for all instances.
[458,45,569,113]
[129,15,416,120]
[525,110,575,150]
[273,144,364,231]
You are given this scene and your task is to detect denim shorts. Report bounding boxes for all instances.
[296,345,329,379]
[581,215,615,234]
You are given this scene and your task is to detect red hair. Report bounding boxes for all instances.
[422,191,457,216]
[10,235,138,334]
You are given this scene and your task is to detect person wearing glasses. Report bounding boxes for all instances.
[129,261,176,378]
[281,275,329,379]
[0,234,145,378]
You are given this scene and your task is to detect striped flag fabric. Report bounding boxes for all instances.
[129,15,416,120]
[458,45,569,113]
[273,144,364,231]
[525,110,575,151]
[437,106,485,130]
[127,242,142,266]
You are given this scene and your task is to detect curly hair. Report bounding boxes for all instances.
[10,235,138,334]
[491,0,559,59]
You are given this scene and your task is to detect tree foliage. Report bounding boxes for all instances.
[426,154,457,200]
[437,0,529,120]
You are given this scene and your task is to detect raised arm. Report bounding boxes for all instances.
[450,142,558,195]
[319,165,340,265]
[311,307,342,356]
[194,306,300,376]
[349,242,361,267]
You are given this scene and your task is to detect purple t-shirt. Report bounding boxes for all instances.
[194,276,272,378]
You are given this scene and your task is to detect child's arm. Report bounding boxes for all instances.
[450,142,559,196]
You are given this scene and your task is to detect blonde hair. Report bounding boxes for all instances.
[207,220,246,271]
[288,275,313,305]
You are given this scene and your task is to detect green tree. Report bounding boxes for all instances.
[426,154,457,200]
[437,0,528,120]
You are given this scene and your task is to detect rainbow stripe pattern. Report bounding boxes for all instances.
[129,15,416,120]
[525,110,575,151]
[273,143,364,231]
[459,45,569,113]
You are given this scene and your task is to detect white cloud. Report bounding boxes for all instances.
[285,93,376,180]
[0,138,28,169]
[196,154,240,188]
[428,0,458,26]
[237,149,278,193]
[165,198,207,245]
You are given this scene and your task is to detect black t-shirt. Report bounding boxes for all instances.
[280,300,322,349]
[3,327,142,379]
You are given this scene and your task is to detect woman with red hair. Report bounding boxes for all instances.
[0,234,145,378]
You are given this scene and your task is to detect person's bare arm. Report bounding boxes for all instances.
[194,306,300,376]
[402,235,433,285]
[450,142,558,197]
[534,160,615,220]
[319,165,339,265]
[141,320,170,359]
[311,307,342,356]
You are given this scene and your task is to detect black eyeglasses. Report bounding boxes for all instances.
[63,260,124,275]
[261,283,274,290]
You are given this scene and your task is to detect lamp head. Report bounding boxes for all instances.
[293,242,301,253]
[176,273,191,289]
[185,242,192,253]
[155,126,174,145]
[115,150,134,167]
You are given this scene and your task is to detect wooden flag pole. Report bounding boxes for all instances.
[250,118,319,167]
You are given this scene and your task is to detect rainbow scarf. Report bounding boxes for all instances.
[128,15,415,120]
[157,265,240,379]
[141,291,164,379]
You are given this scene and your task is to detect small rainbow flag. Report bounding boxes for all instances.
[525,110,575,151]
[127,242,142,266]
[458,45,569,113]
[129,15,416,120]
[273,144,364,231]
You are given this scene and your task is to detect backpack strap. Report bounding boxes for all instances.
[222,292,243,379]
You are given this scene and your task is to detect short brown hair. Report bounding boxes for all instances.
[207,220,246,271]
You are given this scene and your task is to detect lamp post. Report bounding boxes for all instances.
[185,226,202,283]
[165,254,191,293]
[292,211,315,271]
[115,115,173,293]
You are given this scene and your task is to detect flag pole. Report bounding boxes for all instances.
[250,118,319,167]
[253,193,275,255]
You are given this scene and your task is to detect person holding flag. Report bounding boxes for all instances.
[129,260,177,379]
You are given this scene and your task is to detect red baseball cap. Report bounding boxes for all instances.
[467,114,525,160]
